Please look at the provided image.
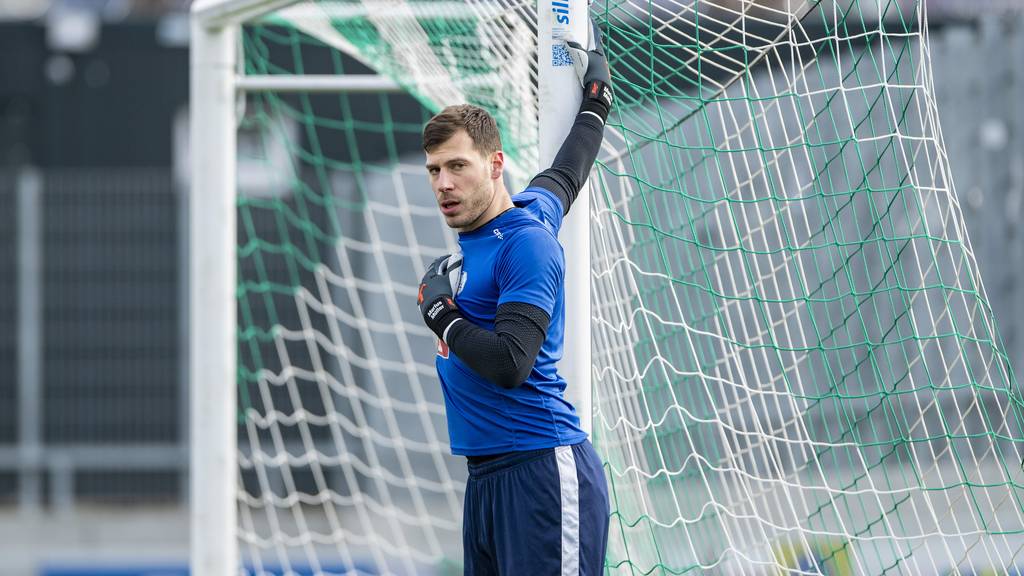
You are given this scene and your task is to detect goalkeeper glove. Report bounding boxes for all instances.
[417,253,464,344]
[566,16,614,124]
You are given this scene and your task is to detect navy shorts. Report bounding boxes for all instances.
[463,440,610,575]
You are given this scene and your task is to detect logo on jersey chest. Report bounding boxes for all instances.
[456,270,467,295]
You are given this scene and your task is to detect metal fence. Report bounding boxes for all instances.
[0,167,184,511]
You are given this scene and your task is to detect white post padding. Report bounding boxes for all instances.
[190,13,239,576]
[537,0,592,435]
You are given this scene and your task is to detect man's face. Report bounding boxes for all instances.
[425,130,501,232]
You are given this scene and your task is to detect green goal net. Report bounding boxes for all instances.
[231,0,1024,574]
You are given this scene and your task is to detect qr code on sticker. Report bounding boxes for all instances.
[552,44,572,67]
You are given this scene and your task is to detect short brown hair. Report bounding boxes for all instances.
[422,104,502,155]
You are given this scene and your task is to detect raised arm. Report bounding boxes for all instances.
[529,17,614,216]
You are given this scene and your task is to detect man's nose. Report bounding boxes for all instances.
[436,168,454,191]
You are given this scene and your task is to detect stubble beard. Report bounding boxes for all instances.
[446,181,494,231]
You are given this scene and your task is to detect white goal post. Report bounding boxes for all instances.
[190,10,237,575]
[189,0,591,573]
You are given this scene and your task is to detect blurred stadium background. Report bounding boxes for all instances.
[1,0,1024,574]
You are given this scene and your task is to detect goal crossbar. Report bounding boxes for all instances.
[235,74,401,93]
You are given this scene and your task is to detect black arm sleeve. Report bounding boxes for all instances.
[528,110,605,216]
[444,301,551,390]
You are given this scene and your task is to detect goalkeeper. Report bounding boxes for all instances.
[416,17,613,576]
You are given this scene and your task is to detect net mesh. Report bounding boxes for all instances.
[233,0,1024,574]
[592,0,1024,573]
[236,2,535,573]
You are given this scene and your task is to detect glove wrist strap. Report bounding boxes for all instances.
[423,296,463,342]
[581,80,613,124]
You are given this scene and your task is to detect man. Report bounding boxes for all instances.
[415,18,614,576]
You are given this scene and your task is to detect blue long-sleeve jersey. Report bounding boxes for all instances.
[435,188,587,455]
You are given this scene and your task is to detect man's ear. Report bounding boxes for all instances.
[489,150,505,180]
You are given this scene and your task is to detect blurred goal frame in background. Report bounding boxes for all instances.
[189,0,590,573]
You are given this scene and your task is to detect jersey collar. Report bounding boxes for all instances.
[458,206,519,239]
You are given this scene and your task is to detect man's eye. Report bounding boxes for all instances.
[452,163,464,170]
[428,168,439,176]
